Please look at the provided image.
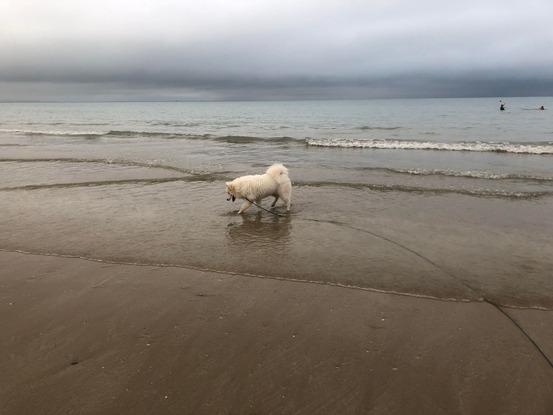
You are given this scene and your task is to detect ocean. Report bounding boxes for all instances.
[1,98,552,309]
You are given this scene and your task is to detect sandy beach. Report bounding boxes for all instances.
[1,100,553,413]
[2,250,553,414]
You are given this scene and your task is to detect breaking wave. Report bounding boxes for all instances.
[306,138,553,155]
[21,122,111,126]
[0,128,298,144]
[0,128,108,137]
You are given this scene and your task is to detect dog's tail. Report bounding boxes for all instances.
[266,163,289,184]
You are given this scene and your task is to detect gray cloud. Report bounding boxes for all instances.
[1,0,552,100]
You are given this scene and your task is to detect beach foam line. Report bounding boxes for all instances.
[0,157,233,183]
[0,173,548,200]
[0,247,550,312]
[294,180,553,199]
[0,177,188,191]
[0,158,549,199]
[0,157,199,175]
[306,138,553,154]
[0,174,232,192]
[0,246,479,304]
[397,168,553,181]
[5,158,551,183]
[351,166,553,182]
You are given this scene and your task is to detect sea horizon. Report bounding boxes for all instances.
[2,94,553,103]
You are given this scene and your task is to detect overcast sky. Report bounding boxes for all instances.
[1,0,552,100]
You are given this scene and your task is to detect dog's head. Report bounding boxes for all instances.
[225,182,236,202]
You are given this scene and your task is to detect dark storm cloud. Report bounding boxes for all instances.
[1,0,552,100]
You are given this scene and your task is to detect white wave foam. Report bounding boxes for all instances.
[399,168,553,181]
[306,138,553,155]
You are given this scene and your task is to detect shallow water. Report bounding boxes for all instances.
[1,99,552,308]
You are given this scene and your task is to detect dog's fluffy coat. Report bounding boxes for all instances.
[226,164,292,214]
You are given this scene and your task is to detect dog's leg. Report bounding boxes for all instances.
[281,196,291,211]
[286,186,292,211]
[279,188,291,211]
[271,196,279,207]
[238,200,252,214]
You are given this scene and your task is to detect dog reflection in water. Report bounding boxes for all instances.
[226,211,292,248]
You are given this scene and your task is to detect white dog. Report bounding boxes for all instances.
[226,164,292,214]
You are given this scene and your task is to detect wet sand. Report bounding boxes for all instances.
[1,250,552,415]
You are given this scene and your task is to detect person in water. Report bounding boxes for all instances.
[539,105,545,110]
[500,103,505,111]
